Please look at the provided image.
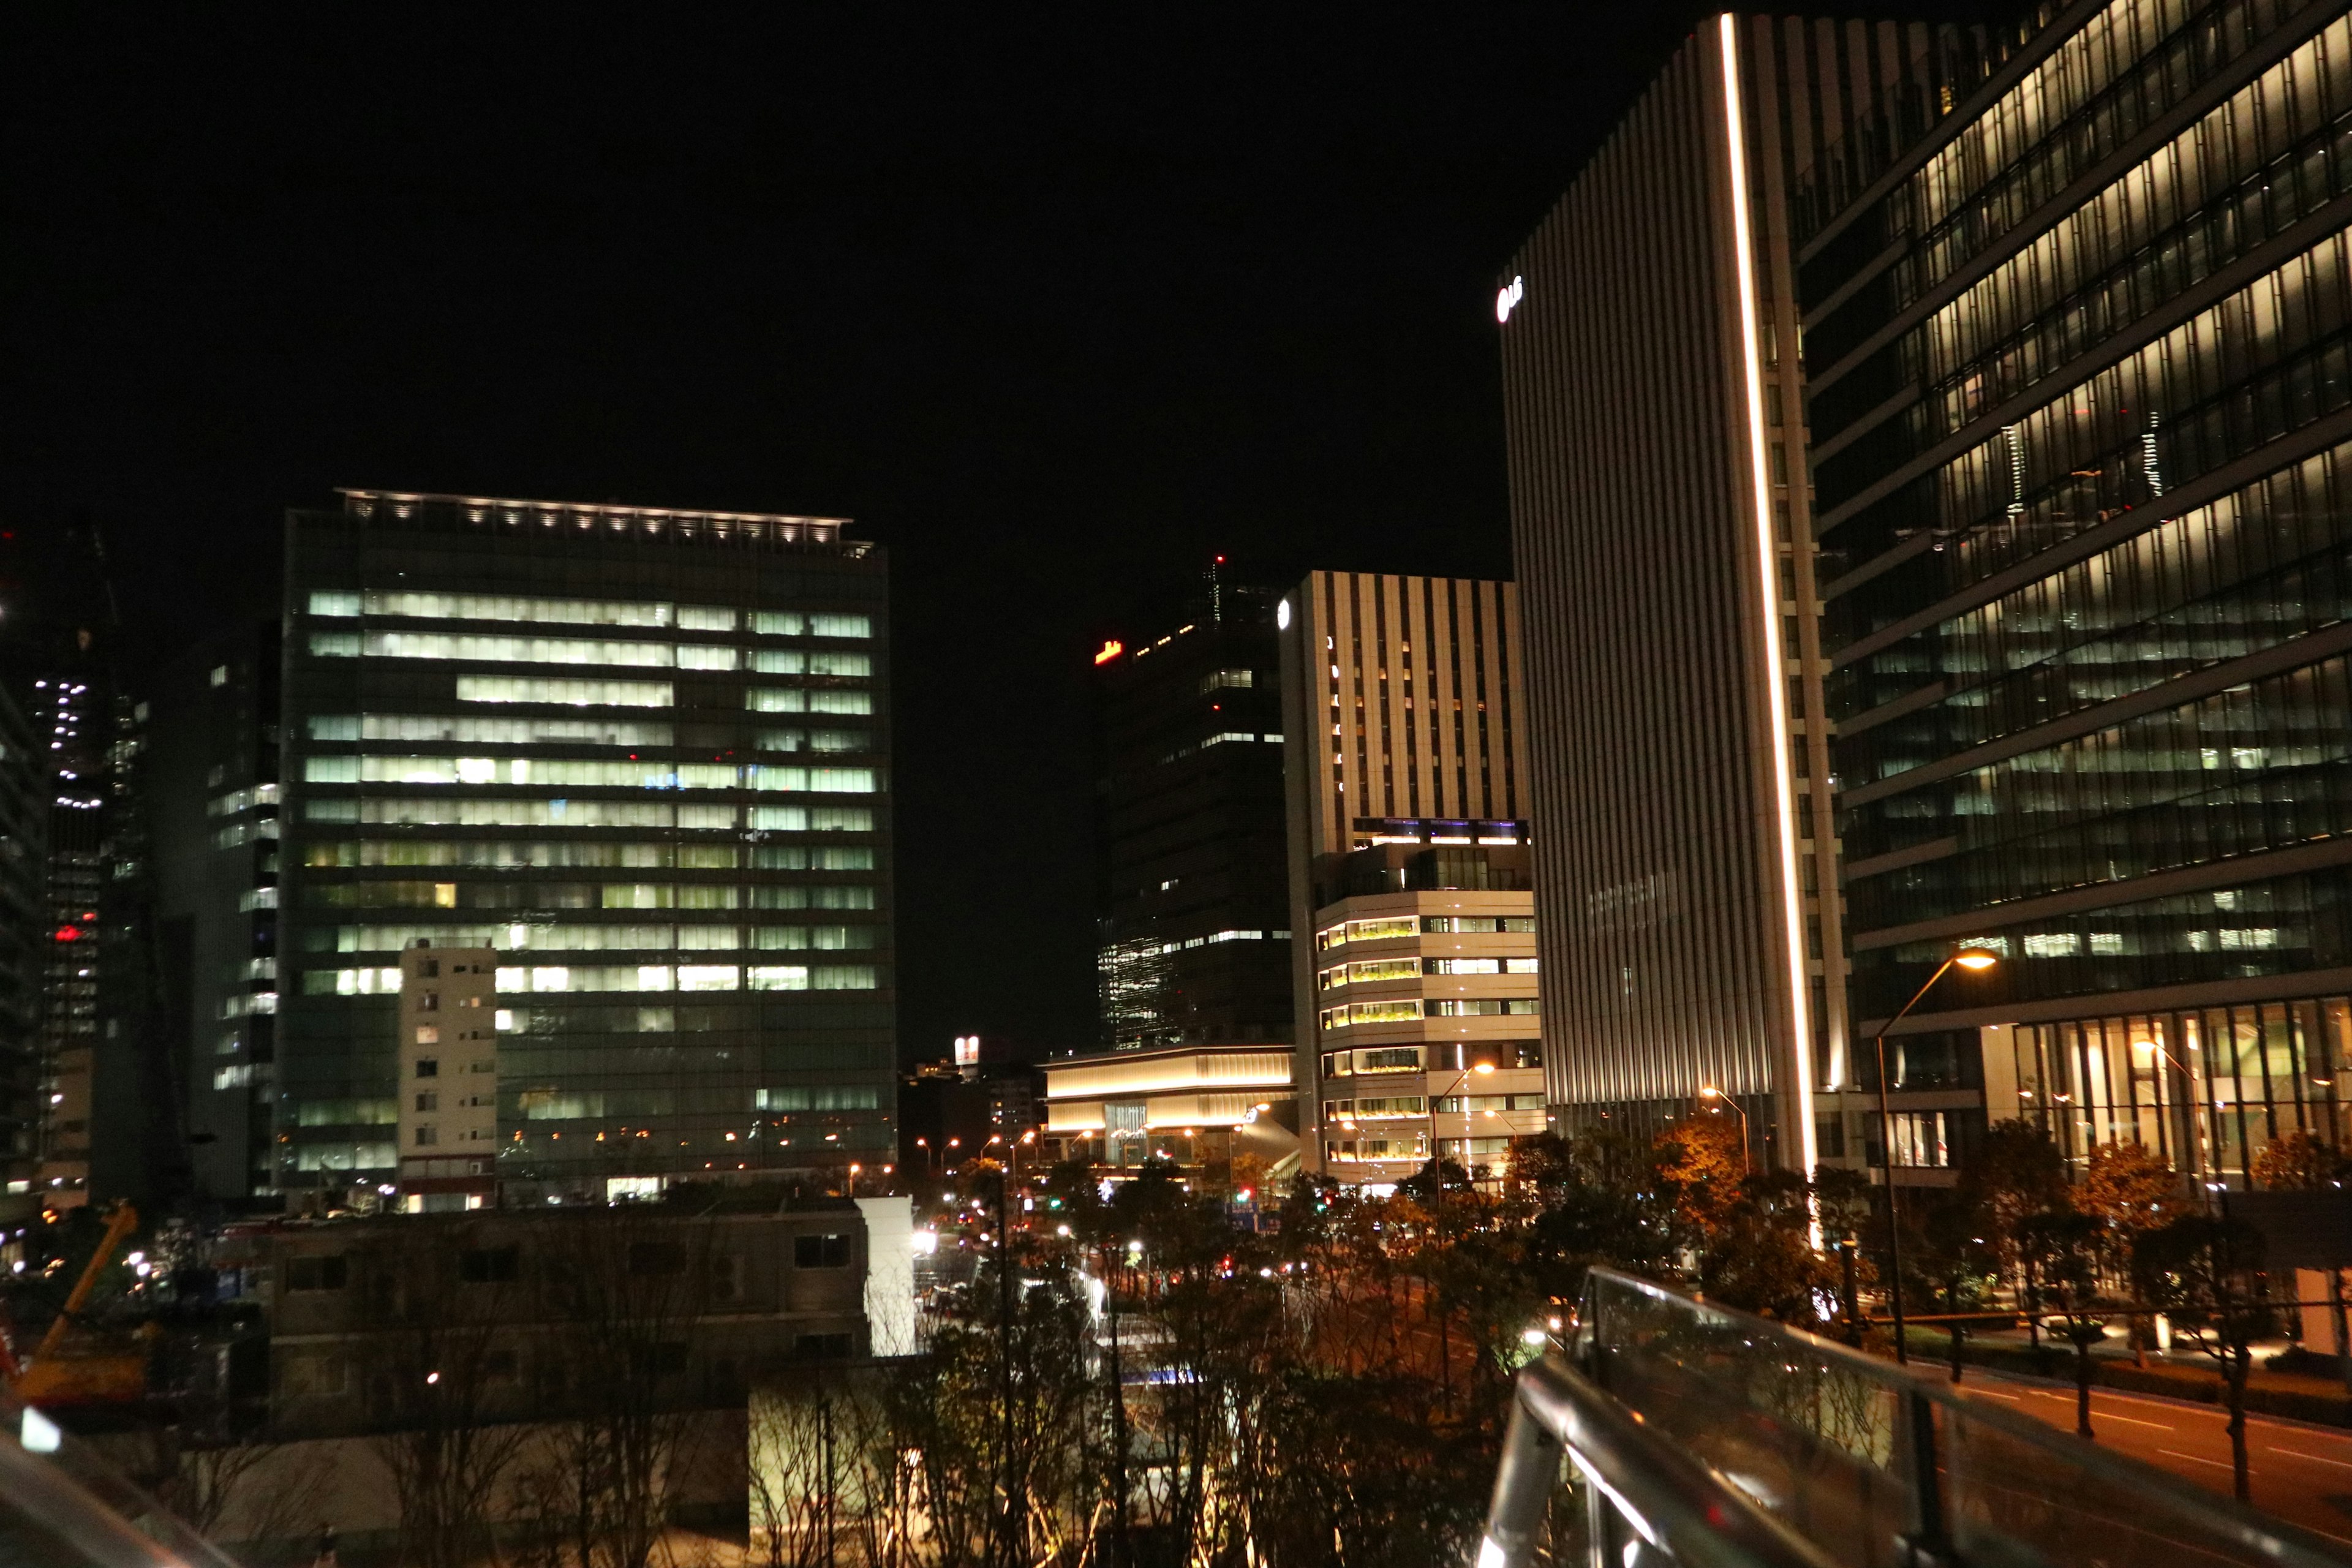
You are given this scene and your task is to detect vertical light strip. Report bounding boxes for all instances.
[1719,13,1819,1178]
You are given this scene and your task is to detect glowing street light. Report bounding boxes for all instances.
[1875,946,1997,1363]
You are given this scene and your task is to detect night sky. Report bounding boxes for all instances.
[3,7,1986,1065]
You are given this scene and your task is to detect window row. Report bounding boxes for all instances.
[454,677,673,708]
[313,914,880,952]
[300,840,873,871]
[1316,913,1536,949]
[1836,435,2352,773]
[747,688,873,715]
[1323,1096,1426,1120]
[1317,997,1542,1029]
[1852,870,2346,1020]
[1899,0,2274,309]
[311,714,672,746]
[1316,956,1538,987]
[1842,230,2352,620]
[300,799,875,832]
[303,755,882,793]
[1913,39,2352,439]
[1848,654,2352,927]
[306,962,882,996]
[309,590,872,640]
[306,880,880,911]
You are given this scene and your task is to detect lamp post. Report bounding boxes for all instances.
[1699,1085,1750,1172]
[2131,1033,2214,1202]
[1875,946,1997,1364]
[1426,1059,1497,1188]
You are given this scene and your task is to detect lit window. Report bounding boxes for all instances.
[353,590,671,627]
[360,631,672,667]
[810,614,871,638]
[455,677,673,707]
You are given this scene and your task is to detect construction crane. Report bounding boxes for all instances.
[1,1201,150,1407]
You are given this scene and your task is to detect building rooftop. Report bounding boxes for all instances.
[328,489,867,555]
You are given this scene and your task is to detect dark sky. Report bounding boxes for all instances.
[2,7,1981,1065]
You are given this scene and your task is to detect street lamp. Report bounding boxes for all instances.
[1698,1085,1749,1172]
[1427,1059,1497,1188]
[2131,1033,2214,1200]
[1875,946,1997,1364]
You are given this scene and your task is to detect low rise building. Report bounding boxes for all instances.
[1041,1042,1296,1180]
[212,1191,914,1438]
[396,943,499,1210]
[1308,830,1545,1183]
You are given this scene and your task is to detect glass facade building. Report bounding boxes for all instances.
[1091,574,1292,1052]
[1801,0,2352,1182]
[277,491,894,1202]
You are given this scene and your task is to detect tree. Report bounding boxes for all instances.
[1695,1172,1842,1329]
[2077,1140,2180,1365]
[2019,1210,2112,1437]
[2138,1214,2271,1502]
[527,1210,717,1568]
[1961,1121,2069,1360]
[1655,1114,1745,1242]
[357,1224,531,1568]
[1514,1131,1679,1302]
[2253,1129,2349,1191]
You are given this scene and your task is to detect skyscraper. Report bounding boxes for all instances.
[1091,568,1291,1052]
[1800,0,2352,1185]
[277,490,894,1205]
[1276,571,1543,1181]
[1501,16,2008,1170]
[153,622,283,1205]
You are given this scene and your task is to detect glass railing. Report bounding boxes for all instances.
[0,1384,241,1568]
[1575,1267,2350,1568]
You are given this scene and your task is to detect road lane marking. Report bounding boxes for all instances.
[2082,1411,2172,1430]
[2265,1447,2352,1472]
[1969,1389,2022,1401]
[2158,1449,2248,1474]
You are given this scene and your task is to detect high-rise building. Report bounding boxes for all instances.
[1091,568,1291,1052]
[153,623,283,1205]
[1798,0,2352,1186]
[395,942,499,1210]
[1501,16,2010,1171]
[0,516,179,1213]
[277,490,894,1205]
[1276,571,1544,1181]
[0,691,43,1222]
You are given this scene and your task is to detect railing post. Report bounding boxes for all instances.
[1479,1391,1561,1568]
[1899,1387,1950,1567]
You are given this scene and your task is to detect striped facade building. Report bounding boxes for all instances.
[1276,572,1544,1180]
[1507,0,2352,1193]
[1501,15,2028,1170]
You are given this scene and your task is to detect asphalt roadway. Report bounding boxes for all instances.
[1963,1365,2352,1549]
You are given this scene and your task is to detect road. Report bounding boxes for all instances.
[1966,1366,2352,1548]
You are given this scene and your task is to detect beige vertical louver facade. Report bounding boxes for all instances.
[1278,573,1536,1177]
[1500,16,1996,1169]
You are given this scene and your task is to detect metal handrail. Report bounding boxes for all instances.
[1480,1353,1844,1568]
[1580,1267,2352,1568]
[0,1383,243,1568]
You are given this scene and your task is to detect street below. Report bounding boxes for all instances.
[1970,1367,2352,1547]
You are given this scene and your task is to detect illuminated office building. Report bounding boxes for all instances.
[277,491,894,1204]
[1091,570,1292,1052]
[153,624,284,1204]
[1275,571,1544,1180]
[1800,0,2352,1186]
[1501,15,2019,1174]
